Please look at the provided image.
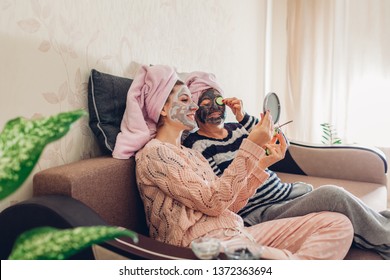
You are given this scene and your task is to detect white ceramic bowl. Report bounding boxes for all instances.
[191,237,221,260]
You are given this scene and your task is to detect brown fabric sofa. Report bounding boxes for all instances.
[26,141,387,260]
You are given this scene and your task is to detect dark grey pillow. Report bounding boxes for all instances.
[87,69,133,154]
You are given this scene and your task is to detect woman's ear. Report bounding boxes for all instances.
[160,104,168,117]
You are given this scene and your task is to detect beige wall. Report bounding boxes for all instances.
[0,0,267,210]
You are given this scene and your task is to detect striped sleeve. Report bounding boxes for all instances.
[239,113,259,133]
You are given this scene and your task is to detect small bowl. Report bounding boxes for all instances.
[223,240,263,260]
[191,237,221,260]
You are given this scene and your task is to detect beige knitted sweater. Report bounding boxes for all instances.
[135,138,269,247]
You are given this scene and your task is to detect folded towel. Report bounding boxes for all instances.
[113,64,178,159]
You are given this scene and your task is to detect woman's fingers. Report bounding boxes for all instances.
[264,144,283,161]
[223,97,241,108]
[264,130,288,160]
[270,134,278,144]
[261,110,273,126]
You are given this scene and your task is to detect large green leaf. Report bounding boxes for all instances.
[9,226,138,260]
[0,109,87,200]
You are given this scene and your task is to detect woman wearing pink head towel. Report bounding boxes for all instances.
[113,64,353,260]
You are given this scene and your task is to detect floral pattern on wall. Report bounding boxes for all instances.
[9,0,97,169]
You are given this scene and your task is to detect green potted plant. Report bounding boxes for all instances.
[0,110,137,260]
[320,123,342,145]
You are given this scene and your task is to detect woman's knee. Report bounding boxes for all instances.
[318,211,354,235]
[314,212,354,259]
[333,212,353,228]
[314,185,350,203]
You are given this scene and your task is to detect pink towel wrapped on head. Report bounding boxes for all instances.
[185,71,224,104]
[113,64,179,159]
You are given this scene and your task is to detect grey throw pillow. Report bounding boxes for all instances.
[87,69,133,154]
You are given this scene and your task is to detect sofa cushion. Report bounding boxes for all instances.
[276,172,388,212]
[87,69,133,154]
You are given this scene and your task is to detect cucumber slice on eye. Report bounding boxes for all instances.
[215,96,224,106]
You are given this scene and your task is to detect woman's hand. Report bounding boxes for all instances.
[258,132,288,169]
[222,97,245,122]
[247,111,274,147]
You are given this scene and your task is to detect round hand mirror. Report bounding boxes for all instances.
[263,92,281,124]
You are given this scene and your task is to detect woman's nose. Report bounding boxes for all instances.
[191,101,199,111]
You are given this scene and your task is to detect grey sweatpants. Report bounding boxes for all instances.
[242,185,390,260]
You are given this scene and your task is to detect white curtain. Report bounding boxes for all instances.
[285,0,390,147]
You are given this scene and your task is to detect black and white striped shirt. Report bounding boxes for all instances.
[182,113,293,217]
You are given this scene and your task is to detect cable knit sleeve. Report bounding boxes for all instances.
[136,139,269,217]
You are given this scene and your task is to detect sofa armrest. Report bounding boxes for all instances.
[270,141,388,185]
[33,156,148,234]
[96,235,198,260]
[0,195,198,260]
[0,195,107,259]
